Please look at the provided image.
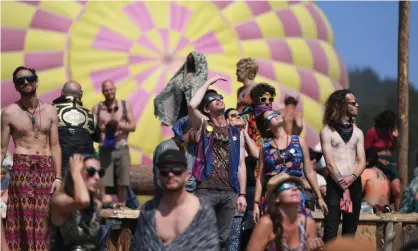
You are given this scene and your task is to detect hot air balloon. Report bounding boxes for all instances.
[1,0,348,168]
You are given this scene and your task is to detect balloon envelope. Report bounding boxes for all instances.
[1,1,348,166]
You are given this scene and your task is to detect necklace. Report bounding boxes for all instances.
[20,99,41,139]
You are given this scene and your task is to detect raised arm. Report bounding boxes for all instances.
[352,127,366,178]
[320,127,342,183]
[0,109,11,165]
[294,112,303,135]
[253,147,265,222]
[188,76,226,131]
[236,132,247,213]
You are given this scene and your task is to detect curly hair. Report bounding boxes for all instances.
[374,110,397,134]
[236,58,259,80]
[322,89,353,127]
[256,110,274,138]
[267,191,284,251]
[250,82,276,102]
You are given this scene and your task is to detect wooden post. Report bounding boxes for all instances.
[397,0,410,187]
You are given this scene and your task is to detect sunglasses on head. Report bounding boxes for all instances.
[159,166,186,177]
[87,167,105,178]
[264,111,280,125]
[14,75,38,86]
[229,113,241,119]
[276,182,302,193]
[259,97,274,103]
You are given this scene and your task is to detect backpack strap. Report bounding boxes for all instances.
[122,100,127,121]
[96,102,102,118]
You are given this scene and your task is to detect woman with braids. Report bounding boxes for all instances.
[247,173,323,251]
[252,109,327,222]
[50,154,110,250]
[364,110,401,211]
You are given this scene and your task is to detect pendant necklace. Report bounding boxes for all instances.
[20,100,40,139]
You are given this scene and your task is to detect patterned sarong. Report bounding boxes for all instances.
[6,154,55,251]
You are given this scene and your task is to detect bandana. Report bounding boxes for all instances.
[253,103,273,117]
[335,123,354,143]
[172,116,191,141]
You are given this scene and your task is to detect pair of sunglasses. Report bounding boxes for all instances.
[205,95,224,105]
[275,182,303,193]
[159,166,186,177]
[87,167,105,178]
[14,75,38,86]
[229,113,242,119]
[259,97,274,103]
[347,101,358,106]
[264,111,280,125]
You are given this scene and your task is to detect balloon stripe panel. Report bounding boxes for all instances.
[1,80,20,107]
[127,89,150,122]
[38,86,62,104]
[314,5,335,45]
[212,1,233,9]
[298,68,320,100]
[193,32,224,54]
[173,36,191,55]
[222,2,253,26]
[276,8,302,37]
[37,1,83,20]
[315,73,338,103]
[287,39,314,70]
[36,67,67,94]
[319,41,341,86]
[90,66,130,91]
[337,53,348,88]
[170,3,193,32]
[306,40,329,77]
[236,21,263,40]
[123,2,154,32]
[1,28,26,52]
[246,1,272,15]
[272,62,301,91]
[138,34,162,54]
[304,124,320,148]
[257,60,277,81]
[301,96,323,130]
[305,3,329,41]
[160,29,171,53]
[133,65,160,86]
[255,12,286,39]
[19,1,40,6]
[129,55,156,65]
[153,71,168,95]
[2,52,23,80]
[268,39,293,64]
[291,4,318,39]
[93,27,133,52]
[30,10,72,33]
[24,52,64,71]
[145,2,169,29]
[1,2,36,29]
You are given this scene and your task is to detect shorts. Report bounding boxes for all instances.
[99,145,131,187]
[377,155,400,181]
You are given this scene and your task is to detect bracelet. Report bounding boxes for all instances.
[239,193,246,197]
[55,178,63,183]
[254,201,260,205]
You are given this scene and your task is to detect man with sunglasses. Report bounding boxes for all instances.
[320,89,366,242]
[133,149,219,251]
[1,66,62,250]
[92,79,136,206]
[53,81,101,178]
[188,76,247,251]
[280,94,303,136]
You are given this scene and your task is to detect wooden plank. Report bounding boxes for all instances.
[383,222,394,251]
[402,224,418,247]
[101,209,140,219]
[311,212,418,223]
[376,223,385,251]
[356,224,377,249]
[392,222,403,251]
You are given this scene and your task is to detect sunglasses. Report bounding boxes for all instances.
[275,182,303,193]
[229,113,242,119]
[86,167,105,178]
[159,166,186,177]
[205,95,224,106]
[14,75,38,86]
[264,111,280,125]
[259,97,274,103]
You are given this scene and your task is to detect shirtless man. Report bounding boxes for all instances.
[92,80,136,205]
[280,94,303,135]
[1,66,62,250]
[361,149,390,212]
[133,149,219,251]
[320,89,366,242]
[236,58,259,113]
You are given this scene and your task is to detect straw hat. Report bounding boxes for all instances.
[265,173,304,203]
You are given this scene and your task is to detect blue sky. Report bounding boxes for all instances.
[317,1,418,89]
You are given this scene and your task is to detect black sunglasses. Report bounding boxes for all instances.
[229,113,242,118]
[159,166,186,177]
[14,75,38,86]
[259,97,274,103]
[87,167,105,178]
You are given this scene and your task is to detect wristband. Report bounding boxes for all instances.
[254,201,260,205]
[239,193,246,197]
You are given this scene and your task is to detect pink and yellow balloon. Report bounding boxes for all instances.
[1,0,348,165]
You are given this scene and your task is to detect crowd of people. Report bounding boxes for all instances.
[0,53,417,251]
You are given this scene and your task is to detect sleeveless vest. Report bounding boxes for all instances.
[192,121,241,193]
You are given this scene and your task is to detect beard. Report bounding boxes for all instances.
[162,181,186,194]
[18,86,37,97]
